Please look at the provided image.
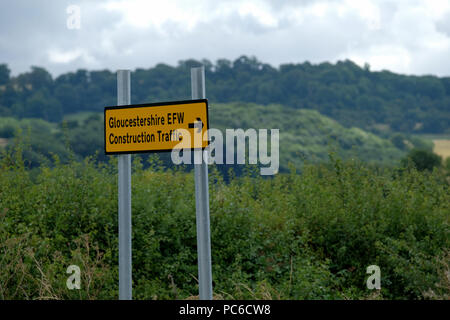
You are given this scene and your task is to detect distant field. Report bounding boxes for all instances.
[0,138,8,147]
[433,139,450,160]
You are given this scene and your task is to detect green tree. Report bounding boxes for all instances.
[401,149,442,171]
[24,90,62,122]
[0,64,10,85]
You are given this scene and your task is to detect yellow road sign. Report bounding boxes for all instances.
[104,99,209,154]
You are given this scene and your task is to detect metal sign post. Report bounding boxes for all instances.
[117,70,132,300]
[110,68,211,300]
[191,66,213,300]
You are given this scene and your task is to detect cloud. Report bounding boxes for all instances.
[1,0,450,77]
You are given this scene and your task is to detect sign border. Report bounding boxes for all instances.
[104,98,210,155]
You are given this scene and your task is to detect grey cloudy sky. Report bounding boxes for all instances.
[1,0,450,76]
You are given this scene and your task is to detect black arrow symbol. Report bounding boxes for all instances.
[188,117,203,133]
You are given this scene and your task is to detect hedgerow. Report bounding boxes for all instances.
[0,144,448,299]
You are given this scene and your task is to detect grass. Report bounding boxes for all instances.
[432,139,450,160]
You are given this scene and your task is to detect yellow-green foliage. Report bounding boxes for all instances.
[210,103,411,168]
[0,105,433,170]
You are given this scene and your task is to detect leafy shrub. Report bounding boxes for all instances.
[401,149,442,171]
[0,144,448,299]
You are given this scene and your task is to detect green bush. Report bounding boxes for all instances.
[401,149,442,171]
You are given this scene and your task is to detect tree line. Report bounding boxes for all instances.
[0,56,449,134]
